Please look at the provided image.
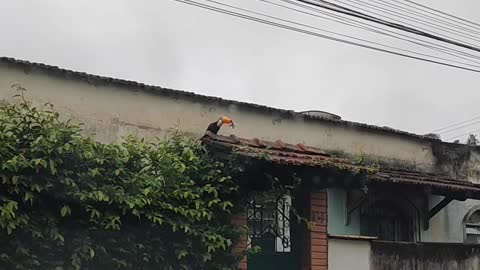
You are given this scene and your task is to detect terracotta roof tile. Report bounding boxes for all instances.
[202,132,480,199]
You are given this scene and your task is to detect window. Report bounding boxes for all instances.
[247,195,292,253]
[359,197,420,242]
[464,207,480,244]
[360,201,414,241]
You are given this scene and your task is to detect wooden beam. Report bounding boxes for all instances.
[423,197,453,230]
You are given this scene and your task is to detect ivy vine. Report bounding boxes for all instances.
[0,86,243,270]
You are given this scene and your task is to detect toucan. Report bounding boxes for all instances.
[205,116,235,135]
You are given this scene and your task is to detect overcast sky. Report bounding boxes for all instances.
[1,0,480,141]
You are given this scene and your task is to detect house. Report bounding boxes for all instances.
[1,57,480,270]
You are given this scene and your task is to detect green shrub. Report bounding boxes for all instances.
[0,90,241,270]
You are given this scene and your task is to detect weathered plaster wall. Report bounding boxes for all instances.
[329,240,480,270]
[370,241,480,270]
[423,197,480,243]
[328,239,370,270]
[0,62,435,171]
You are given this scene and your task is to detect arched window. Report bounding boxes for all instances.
[464,206,480,244]
[359,194,421,242]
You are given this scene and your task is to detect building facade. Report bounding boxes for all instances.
[1,57,480,269]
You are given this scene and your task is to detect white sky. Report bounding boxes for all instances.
[1,0,480,141]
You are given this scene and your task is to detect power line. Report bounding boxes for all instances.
[296,0,480,53]
[373,0,480,35]
[171,0,480,73]
[208,0,480,68]
[337,0,480,42]
[271,0,480,64]
[438,120,480,135]
[430,115,480,133]
[320,0,480,47]
[402,0,480,29]
[446,128,480,141]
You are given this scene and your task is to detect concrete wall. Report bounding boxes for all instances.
[0,61,436,171]
[425,198,480,243]
[329,240,480,270]
[328,238,370,270]
[370,241,480,270]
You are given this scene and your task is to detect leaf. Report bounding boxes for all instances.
[96,191,108,202]
[55,233,64,243]
[177,250,188,259]
[60,205,71,217]
[49,160,57,175]
[202,254,212,262]
[11,176,18,185]
[24,192,33,204]
[89,248,95,259]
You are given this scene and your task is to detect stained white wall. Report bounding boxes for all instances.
[0,61,435,171]
[329,239,370,270]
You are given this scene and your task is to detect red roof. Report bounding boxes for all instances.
[202,132,480,198]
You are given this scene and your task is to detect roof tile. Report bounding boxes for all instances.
[202,132,480,198]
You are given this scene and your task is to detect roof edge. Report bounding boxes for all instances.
[0,56,440,142]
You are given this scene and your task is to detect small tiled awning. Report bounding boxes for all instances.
[371,170,480,196]
[202,132,480,199]
[202,132,362,172]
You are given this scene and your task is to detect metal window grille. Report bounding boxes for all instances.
[247,195,292,253]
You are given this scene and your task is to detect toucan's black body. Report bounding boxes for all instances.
[206,121,221,134]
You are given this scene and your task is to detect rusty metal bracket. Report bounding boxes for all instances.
[345,191,368,226]
[423,197,453,230]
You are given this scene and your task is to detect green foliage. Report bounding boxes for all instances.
[0,88,241,269]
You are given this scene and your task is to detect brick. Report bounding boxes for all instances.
[311,225,327,233]
[312,252,328,260]
[311,192,327,200]
[311,205,327,212]
[308,190,328,270]
[311,232,327,240]
[311,266,328,270]
[309,266,328,270]
[311,238,328,247]
[310,200,328,207]
[311,245,328,254]
[237,260,247,270]
[311,258,328,266]
[230,213,247,270]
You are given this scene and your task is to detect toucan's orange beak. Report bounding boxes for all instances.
[222,116,235,128]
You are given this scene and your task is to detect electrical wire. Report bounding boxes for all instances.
[199,0,480,69]
[338,0,480,42]
[371,0,480,35]
[296,0,480,53]
[430,116,480,133]
[446,128,480,141]
[320,0,480,47]
[270,0,480,64]
[172,0,480,73]
[402,0,480,29]
[438,120,480,135]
